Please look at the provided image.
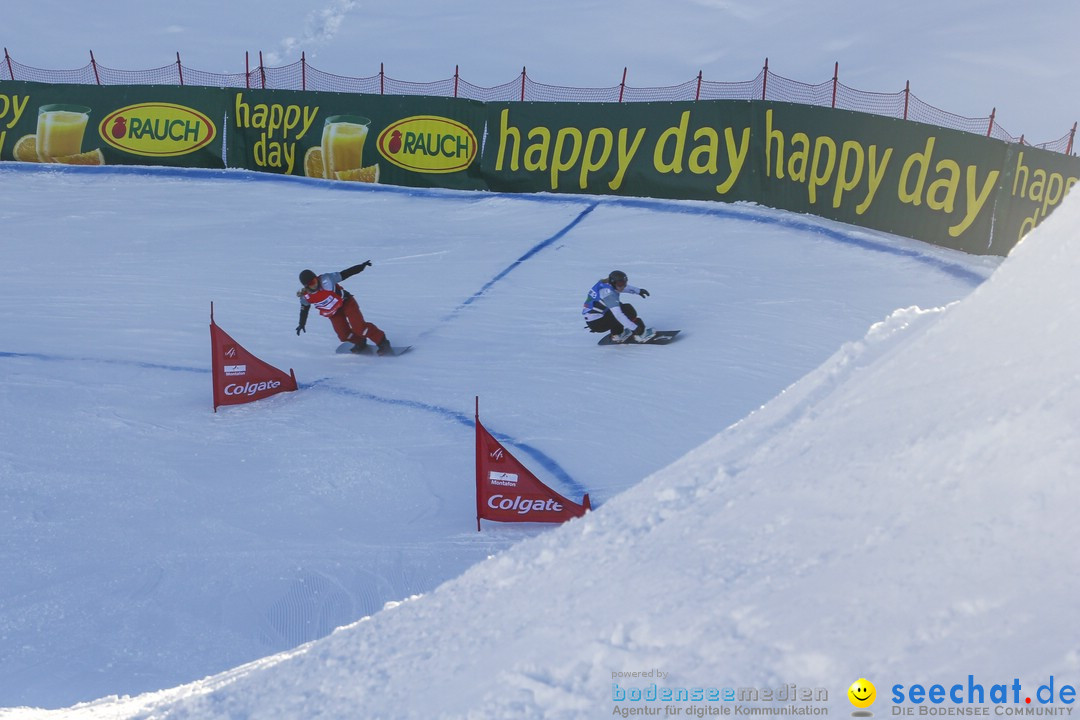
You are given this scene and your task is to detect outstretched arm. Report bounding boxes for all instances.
[296,304,311,335]
[340,260,372,280]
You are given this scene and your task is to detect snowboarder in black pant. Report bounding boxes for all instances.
[582,270,656,343]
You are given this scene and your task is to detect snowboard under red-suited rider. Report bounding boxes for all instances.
[295,261,394,355]
[582,270,657,343]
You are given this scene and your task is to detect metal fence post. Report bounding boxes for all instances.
[831,62,838,108]
[90,50,101,85]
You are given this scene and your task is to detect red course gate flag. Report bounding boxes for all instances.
[210,303,297,411]
[475,397,590,530]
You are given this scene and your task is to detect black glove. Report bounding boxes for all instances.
[361,260,372,270]
[638,288,650,298]
[296,304,310,335]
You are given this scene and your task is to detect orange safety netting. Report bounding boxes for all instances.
[2,50,1074,154]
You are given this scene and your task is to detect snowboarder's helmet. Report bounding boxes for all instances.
[299,269,318,286]
[608,270,628,286]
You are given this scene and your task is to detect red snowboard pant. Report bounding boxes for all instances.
[330,296,386,346]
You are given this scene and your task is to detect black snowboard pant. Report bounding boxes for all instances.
[586,303,645,335]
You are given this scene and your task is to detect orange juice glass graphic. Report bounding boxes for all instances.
[321,115,370,179]
[36,104,91,162]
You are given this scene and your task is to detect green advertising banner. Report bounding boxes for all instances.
[3,78,1077,257]
[225,88,487,191]
[992,144,1080,255]
[0,80,227,169]
[749,102,1010,253]
[479,100,1080,255]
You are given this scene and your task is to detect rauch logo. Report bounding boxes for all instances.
[99,102,216,157]
[376,115,477,173]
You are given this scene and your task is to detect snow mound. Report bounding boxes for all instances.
[55,196,1080,719]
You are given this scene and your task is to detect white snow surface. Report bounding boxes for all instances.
[6,161,1080,718]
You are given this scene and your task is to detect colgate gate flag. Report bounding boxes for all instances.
[210,304,297,411]
[475,397,589,530]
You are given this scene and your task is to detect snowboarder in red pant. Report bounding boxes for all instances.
[295,261,394,355]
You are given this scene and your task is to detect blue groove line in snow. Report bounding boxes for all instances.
[0,350,206,374]
[428,201,599,332]
[1,164,990,498]
[602,195,989,286]
[0,163,989,285]
[302,378,585,498]
[0,351,584,499]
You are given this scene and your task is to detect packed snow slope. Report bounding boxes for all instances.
[0,163,1005,716]
[55,185,1080,720]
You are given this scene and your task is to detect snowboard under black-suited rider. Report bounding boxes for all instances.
[295,261,393,355]
[582,270,656,343]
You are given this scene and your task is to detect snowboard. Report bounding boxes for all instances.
[597,330,681,346]
[336,342,413,357]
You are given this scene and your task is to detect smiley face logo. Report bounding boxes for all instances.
[848,678,876,709]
